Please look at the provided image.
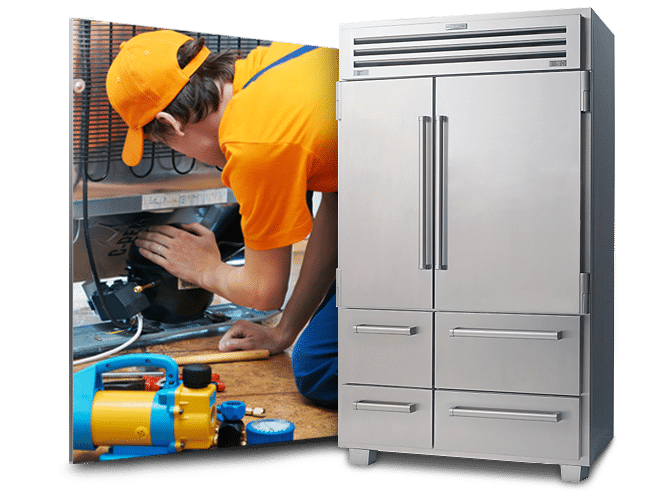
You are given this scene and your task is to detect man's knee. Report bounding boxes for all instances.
[291,343,338,408]
[290,289,338,407]
[293,370,338,408]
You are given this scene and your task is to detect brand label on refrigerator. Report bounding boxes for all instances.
[141,188,228,210]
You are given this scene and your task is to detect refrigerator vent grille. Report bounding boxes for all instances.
[353,26,568,68]
[341,15,581,78]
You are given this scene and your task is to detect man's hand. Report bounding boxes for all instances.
[136,222,291,310]
[135,223,221,289]
[218,320,289,355]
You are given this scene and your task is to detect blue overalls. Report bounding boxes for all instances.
[242,45,338,408]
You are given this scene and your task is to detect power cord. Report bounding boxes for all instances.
[72,313,144,366]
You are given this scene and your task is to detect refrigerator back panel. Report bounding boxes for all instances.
[71,20,263,281]
[340,14,581,80]
[71,19,271,212]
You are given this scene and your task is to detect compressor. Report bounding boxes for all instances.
[73,353,217,460]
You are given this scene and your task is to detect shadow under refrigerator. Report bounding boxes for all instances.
[336,8,613,482]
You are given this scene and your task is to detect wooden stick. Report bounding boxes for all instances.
[172,349,270,366]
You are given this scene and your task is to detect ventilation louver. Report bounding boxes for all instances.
[340,14,581,80]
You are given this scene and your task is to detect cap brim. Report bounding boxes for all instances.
[122,126,144,167]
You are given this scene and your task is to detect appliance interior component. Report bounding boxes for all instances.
[82,279,150,322]
[125,204,244,324]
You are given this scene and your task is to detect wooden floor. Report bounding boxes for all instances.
[72,239,338,463]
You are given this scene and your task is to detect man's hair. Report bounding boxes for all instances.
[143,37,240,140]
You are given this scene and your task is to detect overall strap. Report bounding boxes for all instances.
[242,45,318,89]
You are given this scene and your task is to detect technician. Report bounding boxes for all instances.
[106,30,338,407]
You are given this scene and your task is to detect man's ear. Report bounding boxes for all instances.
[155,112,185,136]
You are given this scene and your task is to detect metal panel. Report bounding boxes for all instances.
[435,313,580,395]
[434,71,582,314]
[338,78,434,310]
[339,309,433,388]
[339,385,433,450]
[435,390,580,460]
[588,9,615,462]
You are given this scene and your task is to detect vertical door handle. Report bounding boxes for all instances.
[418,116,432,270]
[435,115,448,270]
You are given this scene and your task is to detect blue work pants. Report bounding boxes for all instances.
[290,283,338,408]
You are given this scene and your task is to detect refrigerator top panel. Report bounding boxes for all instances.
[340,12,581,80]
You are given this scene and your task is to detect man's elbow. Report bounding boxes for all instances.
[253,296,285,312]
[251,283,287,311]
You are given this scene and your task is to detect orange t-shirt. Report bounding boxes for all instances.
[219,43,338,251]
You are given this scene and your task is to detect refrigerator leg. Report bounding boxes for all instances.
[560,465,589,482]
[349,448,378,466]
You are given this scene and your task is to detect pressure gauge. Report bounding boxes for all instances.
[246,419,295,445]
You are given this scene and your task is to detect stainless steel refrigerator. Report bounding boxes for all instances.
[336,8,613,482]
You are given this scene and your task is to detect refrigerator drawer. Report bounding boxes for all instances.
[339,309,433,388]
[435,313,580,395]
[339,384,433,450]
[435,390,580,460]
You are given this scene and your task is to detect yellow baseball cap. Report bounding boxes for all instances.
[106,30,210,166]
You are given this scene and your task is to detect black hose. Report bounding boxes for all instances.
[82,162,130,329]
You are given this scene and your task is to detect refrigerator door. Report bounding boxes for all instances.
[434,71,582,314]
[338,78,435,310]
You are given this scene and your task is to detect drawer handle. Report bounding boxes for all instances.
[450,327,561,341]
[354,400,417,413]
[449,406,561,423]
[354,325,418,336]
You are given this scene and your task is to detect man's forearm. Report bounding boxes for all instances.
[199,246,292,311]
[275,191,338,346]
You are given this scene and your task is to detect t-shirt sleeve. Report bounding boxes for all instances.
[221,141,314,251]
